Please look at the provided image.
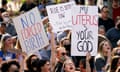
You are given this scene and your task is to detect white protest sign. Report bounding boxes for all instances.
[71,6,98,56]
[13,7,49,54]
[46,1,75,32]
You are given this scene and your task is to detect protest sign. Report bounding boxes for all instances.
[13,7,49,54]
[71,6,98,56]
[46,1,75,32]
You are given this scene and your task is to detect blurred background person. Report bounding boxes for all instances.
[62,58,76,72]
[7,0,22,12]
[38,0,48,19]
[54,47,68,72]
[112,0,120,22]
[98,25,106,36]
[1,11,17,36]
[112,47,120,56]
[106,16,120,48]
[99,6,115,32]
[0,23,6,40]
[95,40,111,72]
[79,59,86,72]
[111,56,120,72]
[0,60,20,72]
[0,0,7,13]
[0,34,16,63]
[25,54,39,72]
[0,0,7,22]
[38,59,50,72]
[19,0,36,12]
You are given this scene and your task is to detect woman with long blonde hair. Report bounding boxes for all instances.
[95,40,112,72]
[0,34,16,63]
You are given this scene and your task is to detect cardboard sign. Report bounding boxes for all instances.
[46,1,75,32]
[71,6,98,56]
[13,7,49,54]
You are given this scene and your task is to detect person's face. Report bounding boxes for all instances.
[41,61,50,72]
[64,60,75,72]
[79,61,84,69]
[58,48,67,61]
[102,41,111,53]
[2,13,10,23]
[31,56,38,64]
[101,8,109,18]
[0,25,6,33]
[5,37,13,47]
[98,28,105,35]
[113,0,119,6]
[8,64,19,72]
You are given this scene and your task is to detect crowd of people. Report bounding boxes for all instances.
[0,0,120,72]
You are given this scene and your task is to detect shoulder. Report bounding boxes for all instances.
[107,18,114,22]
[0,50,3,54]
[95,54,104,62]
[107,28,116,33]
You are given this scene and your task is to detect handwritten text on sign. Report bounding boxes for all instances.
[71,6,98,56]
[46,1,75,32]
[13,7,49,54]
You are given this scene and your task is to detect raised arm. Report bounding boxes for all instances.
[49,24,56,72]
[86,52,91,72]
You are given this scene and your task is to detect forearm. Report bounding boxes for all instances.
[50,32,56,72]
[86,60,91,72]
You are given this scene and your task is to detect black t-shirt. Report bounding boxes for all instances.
[54,61,63,72]
[99,17,115,32]
[106,28,120,48]
[95,56,107,71]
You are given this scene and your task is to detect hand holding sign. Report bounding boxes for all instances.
[86,52,91,62]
